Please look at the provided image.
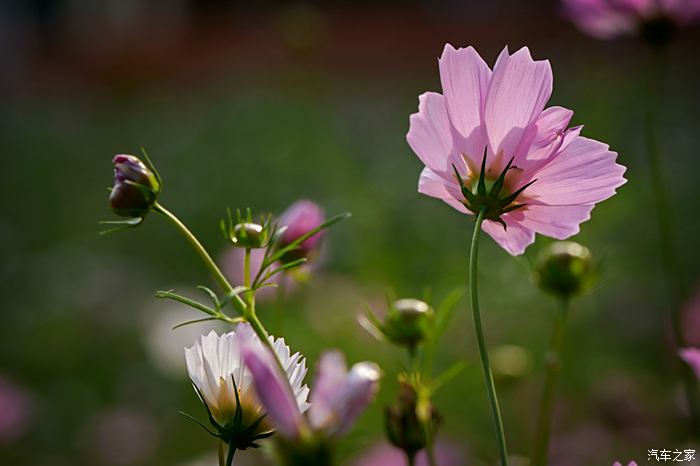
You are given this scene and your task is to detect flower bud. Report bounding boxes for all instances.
[533,241,595,299]
[383,299,434,350]
[232,222,267,249]
[384,381,440,459]
[109,154,160,218]
[277,200,325,264]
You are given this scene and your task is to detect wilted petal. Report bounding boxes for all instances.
[439,44,491,165]
[484,47,553,161]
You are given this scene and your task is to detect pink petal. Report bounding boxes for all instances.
[511,204,594,240]
[562,0,639,38]
[418,167,470,214]
[484,47,553,161]
[309,351,380,435]
[521,106,574,164]
[679,348,700,380]
[439,44,491,165]
[526,135,626,205]
[243,344,304,438]
[407,92,458,174]
[481,216,535,256]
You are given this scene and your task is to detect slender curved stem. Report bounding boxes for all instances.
[153,202,279,367]
[469,208,508,466]
[644,46,700,437]
[225,444,236,466]
[531,298,568,466]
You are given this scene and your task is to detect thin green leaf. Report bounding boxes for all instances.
[178,411,219,438]
[430,361,467,394]
[432,288,465,340]
[140,147,163,187]
[98,217,143,235]
[197,285,221,310]
[265,212,351,265]
[172,317,220,330]
[155,290,218,317]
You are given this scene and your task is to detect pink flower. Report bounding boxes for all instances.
[242,347,380,439]
[352,441,464,466]
[407,44,626,255]
[0,375,32,444]
[682,285,700,346]
[277,199,326,262]
[613,462,638,466]
[562,0,700,39]
[679,348,700,379]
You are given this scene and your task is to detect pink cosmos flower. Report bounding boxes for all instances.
[407,44,626,255]
[242,347,380,439]
[352,441,464,466]
[562,0,700,39]
[679,348,700,379]
[613,462,638,466]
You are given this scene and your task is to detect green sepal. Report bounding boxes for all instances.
[499,179,537,207]
[98,217,143,235]
[477,148,487,195]
[490,156,514,197]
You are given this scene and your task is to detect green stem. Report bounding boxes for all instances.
[531,299,568,466]
[423,422,438,466]
[225,443,236,466]
[218,440,226,466]
[469,209,509,466]
[644,46,700,438]
[406,452,416,466]
[153,202,283,373]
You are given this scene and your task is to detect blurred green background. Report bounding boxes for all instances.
[2,1,700,465]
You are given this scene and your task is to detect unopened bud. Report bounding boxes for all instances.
[109,154,160,218]
[384,381,439,458]
[232,222,267,249]
[533,241,595,299]
[383,299,434,350]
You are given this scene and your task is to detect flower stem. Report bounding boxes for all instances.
[531,298,568,466]
[218,440,226,466]
[225,444,236,466]
[469,208,508,466]
[405,452,416,466]
[153,202,280,370]
[644,45,700,437]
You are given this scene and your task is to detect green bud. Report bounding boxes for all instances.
[533,241,595,299]
[383,299,434,350]
[109,154,161,218]
[384,381,440,459]
[232,222,267,249]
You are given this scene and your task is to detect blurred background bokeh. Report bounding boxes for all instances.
[2,1,700,465]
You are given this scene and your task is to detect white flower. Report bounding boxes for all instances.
[184,323,310,428]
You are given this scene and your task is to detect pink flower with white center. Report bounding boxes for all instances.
[242,347,380,439]
[562,0,700,40]
[407,44,626,255]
